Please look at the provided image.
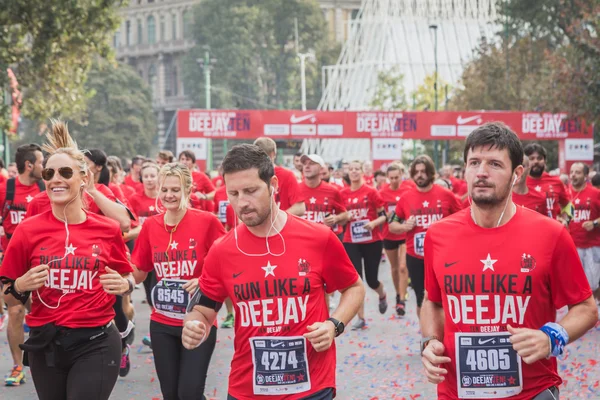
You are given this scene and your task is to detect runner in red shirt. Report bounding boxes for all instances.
[340,160,388,330]
[178,151,216,210]
[182,144,364,400]
[524,143,571,221]
[389,155,461,318]
[568,162,600,300]
[123,155,144,194]
[132,163,224,399]
[254,138,305,216]
[156,150,174,167]
[298,154,349,240]
[0,143,44,386]
[421,122,597,400]
[379,163,412,317]
[213,184,230,227]
[128,162,162,226]
[0,121,134,399]
[512,156,546,215]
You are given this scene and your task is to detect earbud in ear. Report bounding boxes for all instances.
[513,175,518,185]
[80,183,85,187]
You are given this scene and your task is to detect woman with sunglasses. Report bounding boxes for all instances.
[132,163,224,400]
[0,121,134,400]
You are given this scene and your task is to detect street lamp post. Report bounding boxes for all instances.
[197,47,217,169]
[295,17,315,111]
[429,24,439,169]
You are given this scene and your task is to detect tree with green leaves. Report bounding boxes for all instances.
[0,0,123,131]
[369,69,408,110]
[14,61,156,160]
[183,0,340,110]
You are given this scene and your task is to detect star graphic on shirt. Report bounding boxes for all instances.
[65,243,77,256]
[535,185,542,192]
[25,195,33,203]
[422,200,429,207]
[297,372,305,382]
[508,376,516,385]
[481,253,497,272]
[309,197,317,204]
[352,198,358,204]
[149,205,155,211]
[261,261,278,277]
[170,241,178,250]
[574,198,580,205]
[395,196,400,201]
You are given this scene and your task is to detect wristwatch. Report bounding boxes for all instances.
[327,318,345,337]
[420,335,439,355]
[594,220,598,228]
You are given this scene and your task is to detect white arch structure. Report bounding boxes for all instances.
[303,0,499,164]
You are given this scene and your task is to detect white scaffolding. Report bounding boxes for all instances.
[303,0,499,163]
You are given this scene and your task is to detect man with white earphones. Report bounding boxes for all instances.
[419,122,597,400]
[182,144,365,400]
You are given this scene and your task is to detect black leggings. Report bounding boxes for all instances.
[343,241,383,290]
[150,320,217,400]
[406,254,425,307]
[29,324,121,400]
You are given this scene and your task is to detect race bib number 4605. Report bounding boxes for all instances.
[455,332,522,399]
[250,336,310,396]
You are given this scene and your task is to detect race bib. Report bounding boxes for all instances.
[218,200,229,223]
[350,219,373,243]
[455,332,523,399]
[151,279,190,320]
[250,336,311,396]
[414,232,426,256]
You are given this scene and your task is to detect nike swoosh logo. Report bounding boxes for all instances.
[40,247,47,251]
[444,261,458,268]
[271,341,285,347]
[456,115,481,125]
[478,338,495,345]
[290,114,315,124]
[233,272,243,278]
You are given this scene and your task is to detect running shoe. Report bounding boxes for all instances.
[351,318,366,331]
[222,313,234,329]
[378,294,388,314]
[0,314,7,331]
[119,345,131,377]
[142,335,152,349]
[396,296,406,317]
[5,365,25,386]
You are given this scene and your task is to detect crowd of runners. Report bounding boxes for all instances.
[0,120,598,399]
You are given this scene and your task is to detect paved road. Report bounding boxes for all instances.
[1,260,599,399]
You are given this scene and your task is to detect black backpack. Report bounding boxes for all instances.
[2,178,45,236]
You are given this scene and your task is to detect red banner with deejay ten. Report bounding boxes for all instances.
[177,110,593,141]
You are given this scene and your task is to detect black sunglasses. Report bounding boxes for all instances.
[42,167,75,181]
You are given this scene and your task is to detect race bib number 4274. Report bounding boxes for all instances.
[250,336,311,396]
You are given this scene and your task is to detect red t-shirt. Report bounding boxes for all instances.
[424,207,592,400]
[274,166,303,211]
[225,204,236,230]
[199,215,359,399]
[395,185,461,259]
[340,184,385,243]
[87,184,118,215]
[364,174,374,186]
[568,184,600,248]
[298,181,346,235]
[0,211,132,328]
[132,209,224,327]
[526,173,570,219]
[450,176,468,196]
[120,183,136,201]
[128,192,160,225]
[192,171,215,194]
[379,181,414,241]
[25,191,51,219]
[109,183,139,230]
[213,185,230,225]
[512,189,547,215]
[124,174,143,194]
[212,176,224,188]
[0,178,44,249]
